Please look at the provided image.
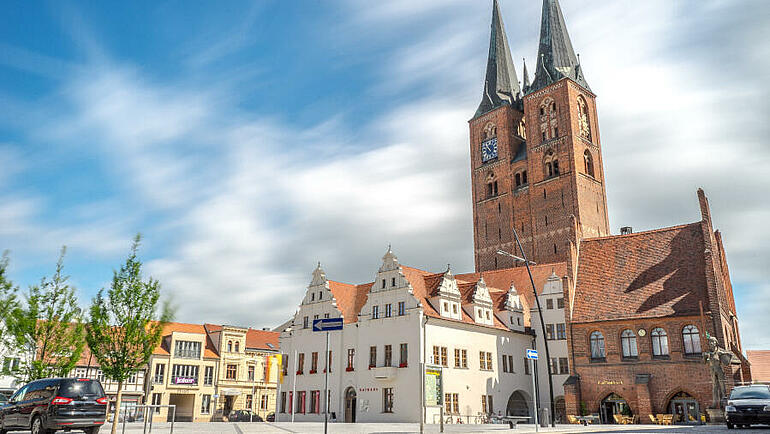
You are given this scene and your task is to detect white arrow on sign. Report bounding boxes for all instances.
[526,349,538,360]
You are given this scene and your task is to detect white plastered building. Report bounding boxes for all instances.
[277,248,570,424]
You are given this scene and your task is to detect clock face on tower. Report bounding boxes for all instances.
[481,137,498,163]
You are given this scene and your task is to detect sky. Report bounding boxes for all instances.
[0,0,769,350]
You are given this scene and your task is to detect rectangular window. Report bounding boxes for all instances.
[248,365,255,381]
[246,394,253,410]
[524,358,531,375]
[298,353,305,374]
[280,392,286,413]
[445,393,452,415]
[171,364,199,385]
[441,347,448,367]
[298,391,306,414]
[261,394,269,410]
[453,393,459,414]
[502,355,508,373]
[399,343,408,367]
[559,357,569,375]
[508,355,515,373]
[546,298,553,309]
[391,277,396,287]
[461,349,468,368]
[385,304,392,318]
[309,391,318,414]
[372,305,379,319]
[556,323,567,340]
[282,355,288,377]
[311,352,319,373]
[481,395,487,414]
[433,346,440,365]
[370,346,377,368]
[201,394,211,414]
[551,358,558,375]
[487,395,494,414]
[153,363,165,384]
[382,279,386,289]
[486,352,493,371]
[398,301,405,316]
[383,388,394,413]
[303,316,309,329]
[557,297,564,309]
[173,340,202,359]
[152,393,162,413]
[347,349,355,371]
[204,366,214,385]
[226,364,237,380]
[480,351,492,370]
[384,345,392,367]
[546,324,555,340]
[454,349,461,368]
[326,350,332,373]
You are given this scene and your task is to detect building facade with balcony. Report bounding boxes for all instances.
[277,248,565,424]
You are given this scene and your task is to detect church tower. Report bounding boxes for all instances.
[470,0,610,272]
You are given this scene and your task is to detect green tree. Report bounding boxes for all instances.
[86,235,173,434]
[8,247,85,381]
[0,252,20,373]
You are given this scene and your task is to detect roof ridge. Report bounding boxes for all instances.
[582,221,701,242]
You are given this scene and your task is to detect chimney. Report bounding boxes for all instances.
[620,226,633,235]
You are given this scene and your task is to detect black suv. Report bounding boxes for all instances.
[0,378,107,434]
[725,384,770,429]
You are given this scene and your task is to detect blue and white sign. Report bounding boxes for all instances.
[526,349,538,360]
[313,318,343,332]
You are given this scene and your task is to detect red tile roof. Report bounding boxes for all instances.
[319,262,567,332]
[245,328,280,351]
[572,222,708,323]
[152,322,220,358]
[747,350,770,383]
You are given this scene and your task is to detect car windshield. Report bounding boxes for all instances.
[58,379,105,398]
[730,387,770,400]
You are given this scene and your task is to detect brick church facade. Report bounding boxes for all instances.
[470,0,751,423]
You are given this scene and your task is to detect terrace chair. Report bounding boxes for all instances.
[567,415,580,424]
[613,414,623,424]
[649,414,658,424]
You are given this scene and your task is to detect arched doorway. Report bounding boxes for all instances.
[506,390,530,417]
[668,391,699,425]
[344,387,357,423]
[554,396,566,424]
[600,393,632,424]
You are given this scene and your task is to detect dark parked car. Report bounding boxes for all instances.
[0,378,107,434]
[228,410,262,422]
[725,384,770,429]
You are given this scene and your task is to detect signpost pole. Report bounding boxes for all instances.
[439,366,444,433]
[291,349,297,423]
[530,357,539,432]
[324,330,329,434]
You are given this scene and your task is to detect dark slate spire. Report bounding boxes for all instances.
[475,0,521,118]
[522,58,531,93]
[529,0,590,93]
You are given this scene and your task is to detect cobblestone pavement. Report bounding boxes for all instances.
[11,422,770,433]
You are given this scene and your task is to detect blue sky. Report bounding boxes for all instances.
[1,0,769,350]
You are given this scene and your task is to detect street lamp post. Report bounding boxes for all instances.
[497,228,556,428]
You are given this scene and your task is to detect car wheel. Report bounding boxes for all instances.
[726,422,734,429]
[31,416,50,434]
[83,426,101,434]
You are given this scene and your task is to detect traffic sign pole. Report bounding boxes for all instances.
[531,357,538,432]
[324,330,329,434]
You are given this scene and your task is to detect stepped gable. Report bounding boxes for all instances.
[572,222,708,323]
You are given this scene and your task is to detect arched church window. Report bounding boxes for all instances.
[544,151,559,178]
[228,341,233,352]
[584,150,594,177]
[682,325,702,355]
[577,96,591,141]
[485,172,498,198]
[651,328,669,356]
[621,329,638,358]
[515,173,521,187]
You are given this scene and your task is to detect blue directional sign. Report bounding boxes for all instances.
[313,318,343,332]
[526,349,538,360]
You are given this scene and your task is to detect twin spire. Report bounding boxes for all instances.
[475,0,589,118]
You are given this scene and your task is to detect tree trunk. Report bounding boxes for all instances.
[111,381,124,434]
